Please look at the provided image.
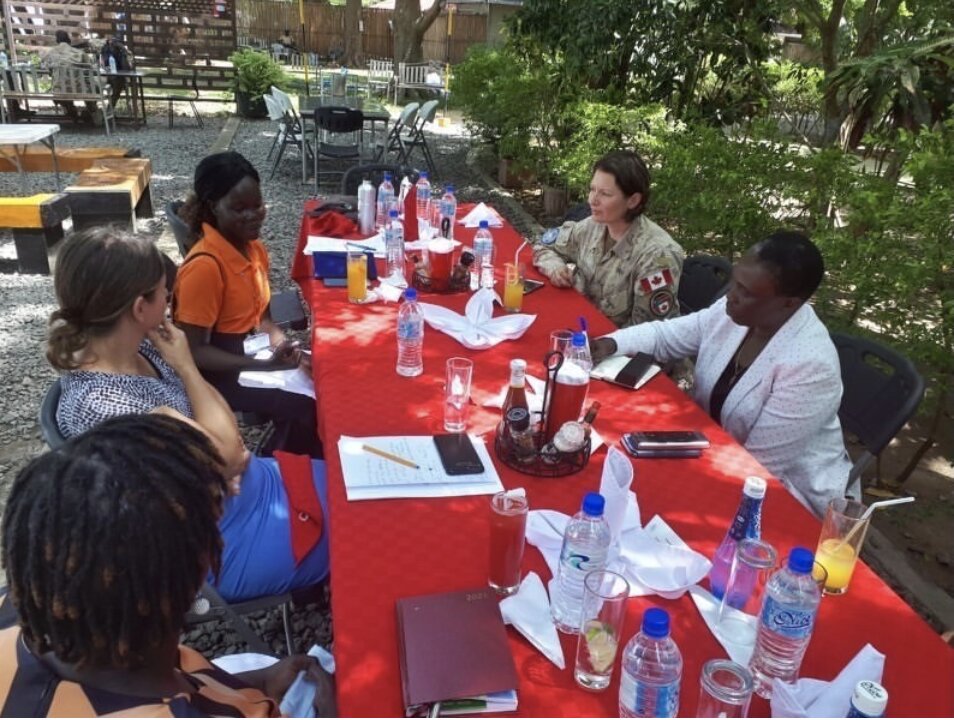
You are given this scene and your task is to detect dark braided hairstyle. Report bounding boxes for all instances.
[178,151,261,235]
[1,414,228,670]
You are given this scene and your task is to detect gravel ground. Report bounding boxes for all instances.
[0,109,538,658]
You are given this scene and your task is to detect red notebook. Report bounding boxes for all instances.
[396,587,518,715]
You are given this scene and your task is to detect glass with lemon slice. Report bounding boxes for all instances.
[574,570,630,690]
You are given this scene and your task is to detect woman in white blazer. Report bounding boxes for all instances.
[592,231,854,517]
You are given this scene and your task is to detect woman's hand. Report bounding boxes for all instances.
[261,318,286,348]
[590,337,618,365]
[240,655,337,716]
[270,340,302,369]
[548,265,574,288]
[147,321,197,374]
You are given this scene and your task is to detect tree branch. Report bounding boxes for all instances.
[415,0,445,34]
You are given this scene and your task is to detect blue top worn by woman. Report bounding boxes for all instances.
[57,341,329,603]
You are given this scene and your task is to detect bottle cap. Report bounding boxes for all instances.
[581,492,605,517]
[389,208,399,218]
[510,358,527,374]
[571,331,586,347]
[403,288,417,302]
[445,184,455,193]
[851,680,888,716]
[641,607,670,639]
[506,407,530,432]
[420,171,428,179]
[787,547,814,574]
[479,219,489,229]
[743,476,767,499]
[459,251,475,267]
[383,171,392,180]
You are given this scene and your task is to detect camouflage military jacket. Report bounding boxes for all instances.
[532,214,685,328]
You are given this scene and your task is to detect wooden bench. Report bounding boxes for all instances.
[394,62,447,104]
[64,158,154,232]
[0,146,140,173]
[0,193,71,274]
[3,63,116,136]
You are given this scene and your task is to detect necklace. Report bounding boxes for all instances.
[727,333,753,386]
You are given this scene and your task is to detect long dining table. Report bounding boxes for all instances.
[293,199,954,717]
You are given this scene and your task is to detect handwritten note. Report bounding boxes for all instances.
[338,435,504,501]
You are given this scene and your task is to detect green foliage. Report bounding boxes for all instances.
[228,49,289,100]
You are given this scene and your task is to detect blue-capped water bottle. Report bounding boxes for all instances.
[472,219,494,290]
[619,608,683,718]
[749,547,822,698]
[709,476,766,606]
[396,288,423,377]
[551,492,611,633]
[439,184,457,239]
[385,208,405,284]
[847,680,888,718]
[415,171,432,237]
[376,171,395,229]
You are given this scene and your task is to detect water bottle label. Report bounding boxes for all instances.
[760,596,816,639]
[620,674,679,718]
[440,200,455,217]
[397,320,421,341]
[559,546,602,573]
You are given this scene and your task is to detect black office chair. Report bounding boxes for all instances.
[830,332,925,488]
[165,199,197,256]
[677,254,733,315]
[340,163,419,196]
[312,106,365,193]
[38,378,294,654]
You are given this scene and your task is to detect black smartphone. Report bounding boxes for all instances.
[624,431,710,450]
[433,433,485,476]
[522,279,545,295]
[620,434,704,458]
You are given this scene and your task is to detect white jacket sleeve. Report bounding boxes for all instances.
[605,304,714,362]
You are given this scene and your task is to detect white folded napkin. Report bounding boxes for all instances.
[599,447,635,544]
[238,367,315,399]
[526,501,710,599]
[771,644,885,718]
[688,584,758,666]
[419,288,536,350]
[499,571,566,670]
[459,202,504,228]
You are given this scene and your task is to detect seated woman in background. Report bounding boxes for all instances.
[174,150,320,458]
[532,149,686,327]
[591,231,853,516]
[48,228,329,603]
[0,415,335,717]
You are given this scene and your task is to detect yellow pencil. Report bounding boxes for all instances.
[361,444,420,469]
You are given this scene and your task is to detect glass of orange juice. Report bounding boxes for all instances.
[503,262,524,313]
[814,498,869,595]
[346,250,368,303]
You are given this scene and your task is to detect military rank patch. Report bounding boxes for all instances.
[649,288,675,317]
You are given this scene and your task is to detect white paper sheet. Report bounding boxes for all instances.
[338,434,504,500]
[304,233,386,258]
[238,367,315,399]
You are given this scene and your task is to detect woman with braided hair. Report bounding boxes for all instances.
[47,227,329,604]
[0,415,335,717]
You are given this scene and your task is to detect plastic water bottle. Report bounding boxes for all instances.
[619,608,683,718]
[357,178,376,236]
[415,171,432,237]
[376,172,395,229]
[567,331,593,372]
[709,476,766,605]
[749,546,822,698]
[472,219,494,290]
[439,184,457,239]
[551,492,611,633]
[108,54,118,73]
[396,288,424,377]
[385,209,405,283]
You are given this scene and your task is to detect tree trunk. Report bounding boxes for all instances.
[393,0,443,64]
[343,0,363,66]
[818,0,847,144]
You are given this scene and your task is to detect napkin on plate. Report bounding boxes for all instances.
[419,288,535,350]
[770,644,885,718]
[499,571,566,670]
[459,202,504,228]
[688,584,758,666]
[525,495,710,599]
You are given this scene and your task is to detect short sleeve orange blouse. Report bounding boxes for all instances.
[174,223,271,334]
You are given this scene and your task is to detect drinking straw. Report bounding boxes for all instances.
[514,239,528,267]
[839,496,914,549]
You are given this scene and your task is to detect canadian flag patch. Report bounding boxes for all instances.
[639,268,674,294]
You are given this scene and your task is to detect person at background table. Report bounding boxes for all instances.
[99,36,132,108]
[41,30,99,123]
[48,227,330,603]
[280,29,297,50]
[0,414,336,717]
[174,150,321,458]
[591,230,853,517]
[532,149,685,328]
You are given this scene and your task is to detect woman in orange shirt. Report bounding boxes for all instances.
[174,151,319,456]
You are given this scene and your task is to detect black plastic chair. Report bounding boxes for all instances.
[165,199,197,256]
[340,163,420,196]
[312,106,364,193]
[38,377,66,449]
[830,332,925,487]
[677,254,733,316]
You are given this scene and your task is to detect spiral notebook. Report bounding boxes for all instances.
[591,352,661,389]
[396,587,518,716]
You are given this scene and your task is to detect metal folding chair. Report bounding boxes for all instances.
[401,99,439,176]
[374,101,419,163]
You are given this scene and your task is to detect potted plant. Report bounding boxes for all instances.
[228,49,288,119]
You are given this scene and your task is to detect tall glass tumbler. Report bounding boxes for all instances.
[488,491,528,595]
[574,570,630,691]
[814,498,869,595]
[443,357,473,432]
[717,538,777,647]
[696,659,754,718]
[346,250,368,303]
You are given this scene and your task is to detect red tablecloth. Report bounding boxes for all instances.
[295,202,954,717]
